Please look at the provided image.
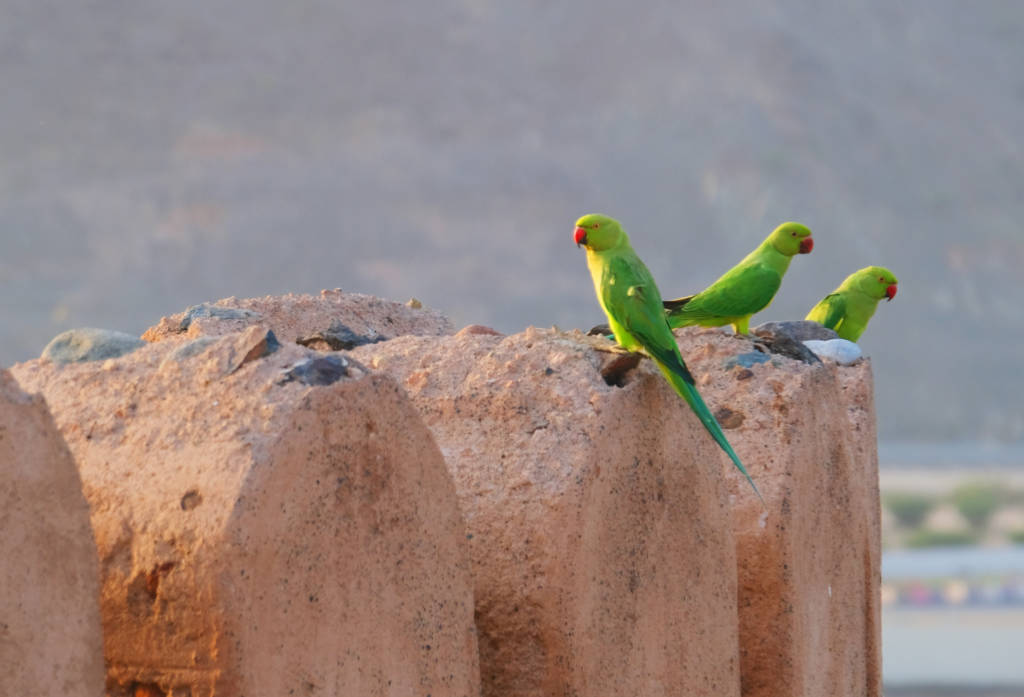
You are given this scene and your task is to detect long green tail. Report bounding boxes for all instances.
[654,360,764,504]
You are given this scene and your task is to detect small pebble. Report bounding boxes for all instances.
[279,355,351,386]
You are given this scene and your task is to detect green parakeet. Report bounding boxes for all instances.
[663,222,814,334]
[805,266,898,341]
[574,214,762,501]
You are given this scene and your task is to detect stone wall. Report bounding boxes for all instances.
[12,325,478,697]
[0,371,104,697]
[352,327,742,697]
[678,328,882,697]
[7,293,882,697]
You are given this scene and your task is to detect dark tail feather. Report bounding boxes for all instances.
[662,294,696,312]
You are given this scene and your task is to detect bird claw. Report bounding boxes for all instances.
[591,343,632,356]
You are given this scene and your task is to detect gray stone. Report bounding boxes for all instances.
[756,334,822,365]
[723,351,771,369]
[750,321,839,364]
[179,303,261,331]
[42,328,145,365]
[296,320,387,351]
[279,355,351,386]
[752,321,839,343]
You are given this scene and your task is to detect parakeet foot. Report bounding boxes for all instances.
[591,343,632,356]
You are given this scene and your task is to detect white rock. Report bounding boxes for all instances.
[802,339,863,366]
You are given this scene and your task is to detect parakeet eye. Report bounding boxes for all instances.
[791,231,797,236]
[879,276,884,282]
[593,224,600,229]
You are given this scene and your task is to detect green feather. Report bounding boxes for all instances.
[810,293,846,331]
[806,266,898,342]
[664,221,812,334]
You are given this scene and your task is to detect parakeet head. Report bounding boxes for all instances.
[768,222,814,256]
[852,266,899,301]
[574,214,626,252]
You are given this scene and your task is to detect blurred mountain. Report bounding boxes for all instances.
[2,0,1022,443]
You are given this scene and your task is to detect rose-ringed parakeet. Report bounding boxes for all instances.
[663,222,814,334]
[805,266,898,341]
[574,213,762,501]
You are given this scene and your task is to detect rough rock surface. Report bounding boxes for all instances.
[835,359,883,697]
[42,327,146,364]
[12,336,479,697]
[677,327,882,697]
[142,290,453,345]
[752,320,840,343]
[352,328,742,697]
[0,371,104,696]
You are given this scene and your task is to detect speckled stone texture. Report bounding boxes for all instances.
[352,328,743,697]
[7,288,883,697]
[0,370,104,697]
[142,289,453,345]
[676,326,882,697]
[11,336,479,697]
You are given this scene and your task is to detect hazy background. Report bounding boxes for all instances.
[2,0,1023,446]
[4,1,1024,690]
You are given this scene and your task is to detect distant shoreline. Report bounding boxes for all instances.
[881,441,1024,470]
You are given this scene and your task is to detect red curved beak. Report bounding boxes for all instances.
[799,237,814,254]
[886,284,897,301]
[574,226,587,247]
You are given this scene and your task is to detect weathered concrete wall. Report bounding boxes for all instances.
[352,327,744,697]
[836,360,883,697]
[677,327,882,697]
[12,332,479,697]
[7,292,883,697]
[0,371,104,697]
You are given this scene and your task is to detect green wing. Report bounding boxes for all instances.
[665,263,781,323]
[806,292,847,330]
[600,254,674,351]
[620,286,698,387]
